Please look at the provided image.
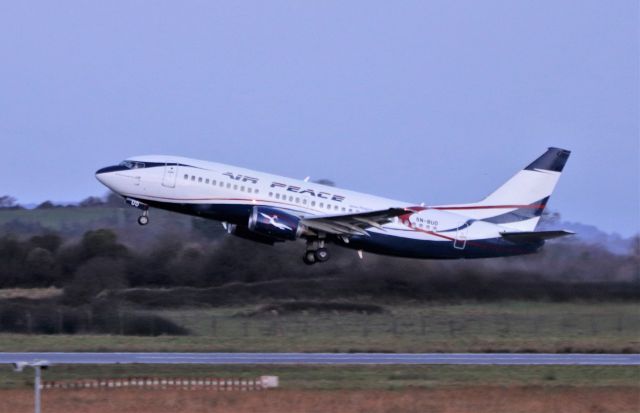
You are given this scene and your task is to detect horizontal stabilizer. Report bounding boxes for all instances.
[500,230,575,243]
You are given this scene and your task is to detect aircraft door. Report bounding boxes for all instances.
[453,223,469,250]
[162,163,178,188]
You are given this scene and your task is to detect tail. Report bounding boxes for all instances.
[433,147,571,231]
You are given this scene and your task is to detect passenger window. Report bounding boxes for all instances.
[269,192,273,197]
[341,207,346,212]
[255,189,259,194]
[198,177,203,183]
[184,174,188,180]
[319,203,324,208]
[276,193,280,199]
[302,199,307,205]
[212,180,216,185]
[240,186,245,192]
[295,197,300,203]
[191,176,195,181]
[205,179,210,184]
[289,196,293,202]
[226,183,231,188]
[311,201,316,207]
[219,181,224,187]
[247,188,252,193]
[234,185,238,190]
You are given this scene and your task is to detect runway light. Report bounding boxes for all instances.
[11,360,51,413]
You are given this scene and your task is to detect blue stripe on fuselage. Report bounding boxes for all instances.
[131,199,543,259]
[345,231,542,259]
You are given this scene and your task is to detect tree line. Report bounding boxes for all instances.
[0,225,637,305]
[0,193,124,210]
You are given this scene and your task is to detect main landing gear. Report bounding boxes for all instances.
[303,239,330,265]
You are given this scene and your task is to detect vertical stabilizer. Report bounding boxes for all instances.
[433,147,571,231]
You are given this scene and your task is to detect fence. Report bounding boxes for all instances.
[166,312,640,341]
[41,376,279,391]
[2,308,639,346]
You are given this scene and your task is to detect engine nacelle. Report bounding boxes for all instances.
[228,224,279,245]
[247,206,304,240]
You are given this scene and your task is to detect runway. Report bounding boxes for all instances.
[1,353,639,366]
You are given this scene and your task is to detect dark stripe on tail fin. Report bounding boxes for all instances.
[525,147,571,172]
[483,197,549,224]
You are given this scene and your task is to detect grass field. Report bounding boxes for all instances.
[2,302,637,353]
[158,301,640,353]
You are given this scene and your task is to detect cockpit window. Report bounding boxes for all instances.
[119,161,146,169]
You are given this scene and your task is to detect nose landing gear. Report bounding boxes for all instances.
[125,197,150,226]
[137,210,149,226]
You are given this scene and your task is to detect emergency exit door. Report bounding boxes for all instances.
[453,223,469,250]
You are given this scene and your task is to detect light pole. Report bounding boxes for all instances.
[12,360,50,413]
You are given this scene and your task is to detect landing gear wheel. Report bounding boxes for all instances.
[303,251,316,265]
[137,215,149,226]
[314,248,329,262]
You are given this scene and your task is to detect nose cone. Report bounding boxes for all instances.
[95,164,126,188]
[96,168,110,187]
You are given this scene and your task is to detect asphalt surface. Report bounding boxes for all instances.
[1,353,639,366]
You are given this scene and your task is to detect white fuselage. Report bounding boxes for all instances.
[96,150,570,260]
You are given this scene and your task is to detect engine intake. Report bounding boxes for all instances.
[248,206,304,240]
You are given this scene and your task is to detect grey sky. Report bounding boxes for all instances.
[0,1,638,236]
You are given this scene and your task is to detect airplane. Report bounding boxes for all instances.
[95,147,573,264]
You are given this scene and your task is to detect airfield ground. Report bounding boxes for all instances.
[2,386,639,413]
[1,297,638,411]
[1,365,639,413]
[2,364,639,389]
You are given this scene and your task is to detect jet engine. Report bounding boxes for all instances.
[247,206,304,240]
[227,224,279,245]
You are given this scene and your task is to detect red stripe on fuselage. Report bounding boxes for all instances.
[434,204,545,211]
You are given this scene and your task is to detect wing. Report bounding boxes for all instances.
[301,208,409,236]
[500,230,575,243]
